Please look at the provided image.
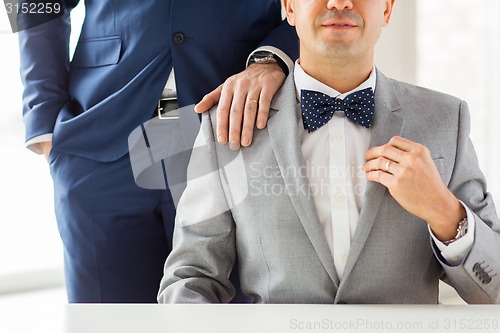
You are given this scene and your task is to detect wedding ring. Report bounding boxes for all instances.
[246,99,258,104]
[385,161,391,172]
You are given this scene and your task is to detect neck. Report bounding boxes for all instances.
[299,54,374,93]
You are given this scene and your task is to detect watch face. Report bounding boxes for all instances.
[254,51,273,57]
[251,52,276,64]
[251,51,274,61]
[249,51,289,75]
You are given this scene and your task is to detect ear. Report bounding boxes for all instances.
[383,0,395,27]
[283,0,296,26]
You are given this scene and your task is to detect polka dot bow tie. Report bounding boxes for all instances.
[300,87,375,133]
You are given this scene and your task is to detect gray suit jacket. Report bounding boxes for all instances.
[158,70,500,304]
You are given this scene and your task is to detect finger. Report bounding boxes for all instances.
[240,94,260,147]
[390,136,433,166]
[387,136,416,152]
[366,170,394,188]
[216,85,234,144]
[228,90,246,150]
[194,84,223,113]
[365,144,404,164]
[364,157,398,175]
[255,86,273,129]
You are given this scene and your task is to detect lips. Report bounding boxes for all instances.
[323,20,356,28]
[331,23,353,27]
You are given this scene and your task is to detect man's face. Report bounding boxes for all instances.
[285,0,394,63]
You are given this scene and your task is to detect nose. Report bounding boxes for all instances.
[326,0,353,11]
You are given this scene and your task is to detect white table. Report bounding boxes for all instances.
[2,304,499,333]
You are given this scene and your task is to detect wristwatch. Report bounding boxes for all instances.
[442,217,468,245]
[248,50,289,76]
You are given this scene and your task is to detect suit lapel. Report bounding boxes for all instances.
[339,70,405,286]
[266,74,340,288]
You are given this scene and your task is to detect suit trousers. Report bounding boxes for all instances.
[48,149,176,303]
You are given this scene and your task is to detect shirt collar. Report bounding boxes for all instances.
[294,60,377,101]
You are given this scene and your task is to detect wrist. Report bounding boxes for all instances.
[40,141,52,160]
[442,216,468,245]
[248,50,289,76]
[247,62,286,79]
[428,199,467,242]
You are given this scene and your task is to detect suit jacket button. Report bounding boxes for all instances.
[473,263,482,272]
[483,277,492,285]
[173,32,186,44]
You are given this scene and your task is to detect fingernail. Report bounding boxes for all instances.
[241,136,250,146]
[257,121,265,129]
[218,135,227,144]
[229,141,240,151]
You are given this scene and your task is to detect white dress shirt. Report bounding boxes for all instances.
[294,61,474,280]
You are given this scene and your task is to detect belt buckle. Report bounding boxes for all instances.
[157,97,179,120]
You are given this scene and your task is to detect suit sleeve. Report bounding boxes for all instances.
[257,19,299,64]
[434,100,500,304]
[245,0,299,70]
[18,1,80,143]
[157,111,237,304]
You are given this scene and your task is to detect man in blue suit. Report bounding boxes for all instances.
[18,0,298,303]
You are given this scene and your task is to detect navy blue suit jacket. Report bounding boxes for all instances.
[19,0,298,162]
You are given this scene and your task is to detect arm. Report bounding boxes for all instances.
[195,19,298,149]
[251,19,300,65]
[435,101,500,303]
[157,111,237,303]
[365,101,500,303]
[18,1,80,153]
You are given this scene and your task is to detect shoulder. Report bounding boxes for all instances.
[376,71,470,136]
[383,74,464,110]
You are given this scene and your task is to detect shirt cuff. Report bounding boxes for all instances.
[25,134,53,155]
[246,46,293,75]
[429,201,475,266]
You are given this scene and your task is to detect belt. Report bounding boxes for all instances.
[156,97,179,119]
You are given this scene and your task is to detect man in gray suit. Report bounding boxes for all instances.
[158,0,500,304]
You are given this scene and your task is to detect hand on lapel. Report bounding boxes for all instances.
[363,135,466,242]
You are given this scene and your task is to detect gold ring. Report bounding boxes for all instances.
[385,161,391,172]
[246,99,258,104]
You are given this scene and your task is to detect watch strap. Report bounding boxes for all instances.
[442,217,469,245]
